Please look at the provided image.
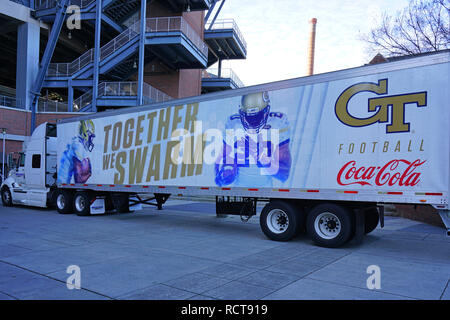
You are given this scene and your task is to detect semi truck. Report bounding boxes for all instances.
[2,50,450,248]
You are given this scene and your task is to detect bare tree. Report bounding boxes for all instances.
[362,0,450,57]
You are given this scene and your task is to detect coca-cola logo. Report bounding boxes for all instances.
[337,159,426,187]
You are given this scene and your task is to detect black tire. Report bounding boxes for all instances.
[1,187,13,207]
[55,189,73,214]
[365,208,380,234]
[260,200,302,242]
[306,203,353,248]
[73,192,91,216]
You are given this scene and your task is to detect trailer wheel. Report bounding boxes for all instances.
[56,189,73,214]
[1,187,13,207]
[365,208,379,234]
[73,192,91,216]
[306,203,353,248]
[260,201,301,242]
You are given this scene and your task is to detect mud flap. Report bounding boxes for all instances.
[90,197,105,215]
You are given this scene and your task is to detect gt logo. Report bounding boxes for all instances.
[335,79,427,133]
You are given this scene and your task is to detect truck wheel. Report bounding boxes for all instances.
[260,200,301,242]
[73,192,91,216]
[306,203,353,248]
[1,187,13,207]
[365,208,379,234]
[56,190,73,214]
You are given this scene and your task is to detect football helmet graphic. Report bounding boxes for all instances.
[239,92,270,133]
[78,120,95,152]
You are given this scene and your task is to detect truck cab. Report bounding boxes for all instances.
[1,123,57,208]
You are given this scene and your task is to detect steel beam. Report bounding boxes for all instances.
[92,0,103,112]
[137,0,147,106]
[30,0,69,133]
[208,0,225,30]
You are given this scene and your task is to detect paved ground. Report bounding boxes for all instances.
[0,200,449,300]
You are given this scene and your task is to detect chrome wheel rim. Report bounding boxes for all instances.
[75,196,86,212]
[267,209,289,234]
[56,194,65,210]
[314,212,341,240]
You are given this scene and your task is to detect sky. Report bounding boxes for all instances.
[212,0,410,86]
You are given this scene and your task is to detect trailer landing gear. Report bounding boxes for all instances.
[124,193,170,211]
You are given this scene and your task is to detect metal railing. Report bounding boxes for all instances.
[37,99,69,112]
[100,21,140,61]
[203,68,245,88]
[48,17,208,77]
[73,90,93,111]
[98,81,137,97]
[146,17,209,57]
[0,94,70,112]
[48,21,139,77]
[73,81,173,111]
[205,18,247,52]
[34,0,95,10]
[0,95,23,109]
[47,49,95,77]
[143,83,172,103]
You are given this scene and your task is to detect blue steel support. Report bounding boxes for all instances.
[137,0,147,106]
[68,81,74,112]
[208,0,225,30]
[204,0,217,23]
[92,0,102,112]
[30,0,69,133]
[218,57,222,77]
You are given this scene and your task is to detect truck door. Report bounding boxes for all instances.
[45,125,58,187]
[23,124,48,207]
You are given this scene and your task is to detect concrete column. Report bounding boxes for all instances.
[16,22,40,110]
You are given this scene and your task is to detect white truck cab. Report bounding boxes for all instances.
[1,123,57,208]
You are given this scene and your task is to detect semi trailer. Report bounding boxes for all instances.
[2,50,450,248]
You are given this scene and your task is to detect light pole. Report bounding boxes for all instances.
[1,128,6,183]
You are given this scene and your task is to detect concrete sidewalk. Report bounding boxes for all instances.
[0,200,448,300]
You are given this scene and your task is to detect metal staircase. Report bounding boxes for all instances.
[23,0,219,117]
[103,0,140,25]
[45,16,208,84]
[47,20,141,80]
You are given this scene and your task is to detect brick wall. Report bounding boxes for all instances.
[0,107,81,160]
[142,4,204,99]
[395,205,445,228]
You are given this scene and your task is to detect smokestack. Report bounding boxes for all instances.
[307,18,317,76]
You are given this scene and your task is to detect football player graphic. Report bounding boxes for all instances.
[215,91,292,187]
[58,120,95,184]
